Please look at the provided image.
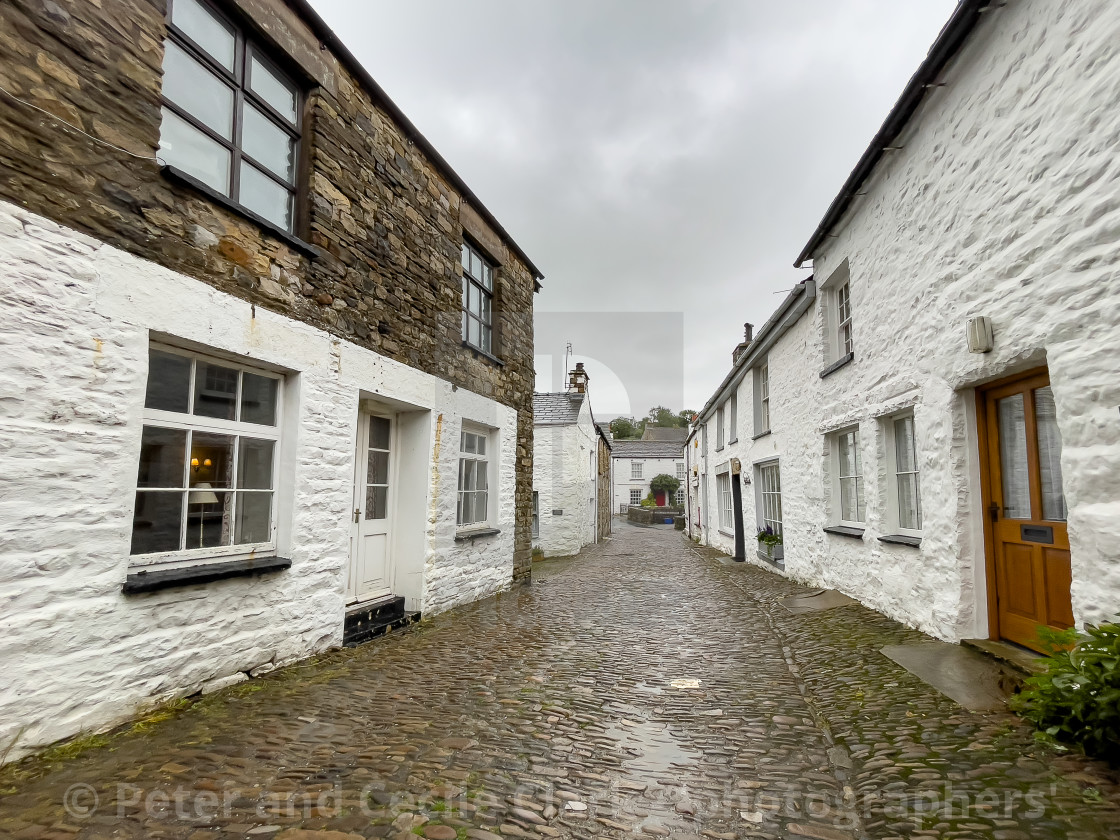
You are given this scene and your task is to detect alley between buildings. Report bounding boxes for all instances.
[1,523,1117,840]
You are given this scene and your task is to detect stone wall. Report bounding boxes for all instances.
[0,0,537,576]
[596,438,612,540]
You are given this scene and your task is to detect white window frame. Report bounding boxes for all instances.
[675,487,685,506]
[631,461,644,480]
[457,423,493,528]
[675,461,686,480]
[754,361,770,435]
[836,282,853,357]
[728,392,737,443]
[883,412,922,536]
[831,426,865,526]
[756,460,782,537]
[131,343,282,568]
[716,405,725,450]
[629,488,642,505]
[716,468,733,532]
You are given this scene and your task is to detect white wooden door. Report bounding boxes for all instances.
[349,412,394,603]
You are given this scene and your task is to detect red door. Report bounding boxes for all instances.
[655,491,666,506]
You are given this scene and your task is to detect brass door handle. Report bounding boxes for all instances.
[354,507,361,523]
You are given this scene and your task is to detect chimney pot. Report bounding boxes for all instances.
[744,322,754,342]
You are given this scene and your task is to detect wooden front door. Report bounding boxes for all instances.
[979,369,1073,652]
[349,412,394,604]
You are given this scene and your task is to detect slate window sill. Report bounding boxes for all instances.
[819,351,855,379]
[461,341,505,367]
[752,429,772,441]
[161,166,320,258]
[455,527,501,541]
[879,534,922,547]
[123,556,291,594]
[757,549,785,567]
[823,525,865,539]
[728,437,738,445]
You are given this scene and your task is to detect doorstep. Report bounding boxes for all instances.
[343,595,420,647]
[961,637,1048,691]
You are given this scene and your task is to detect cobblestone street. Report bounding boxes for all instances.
[2,523,1118,840]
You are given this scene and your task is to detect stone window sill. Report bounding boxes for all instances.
[823,525,865,539]
[455,527,501,542]
[728,437,738,445]
[461,341,505,367]
[161,166,320,258]
[879,534,922,547]
[752,429,772,441]
[718,528,734,537]
[819,351,855,379]
[123,555,291,594]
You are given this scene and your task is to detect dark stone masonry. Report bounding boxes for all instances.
[0,0,539,575]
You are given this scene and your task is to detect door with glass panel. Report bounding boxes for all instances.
[980,370,1072,652]
[349,412,394,604]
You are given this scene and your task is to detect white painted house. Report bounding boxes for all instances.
[532,371,612,557]
[0,0,541,764]
[689,0,1120,654]
[612,439,686,513]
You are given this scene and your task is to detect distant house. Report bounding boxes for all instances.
[612,440,686,512]
[689,0,1120,654]
[532,365,612,557]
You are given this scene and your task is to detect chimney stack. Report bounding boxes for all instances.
[568,362,589,394]
[733,323,754,364]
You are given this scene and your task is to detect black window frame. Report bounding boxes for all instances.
[461,239,495,356]
[161,0,304,234]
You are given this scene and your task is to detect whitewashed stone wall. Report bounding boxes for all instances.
[0,200,517,762]
[612,456,685,513]
[532,401,597,557]
[695,0,1120,643]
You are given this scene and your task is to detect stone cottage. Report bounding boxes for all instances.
[0,0,541,762]
[611,439,686,513]
[688,0,1120,654]
[531,365,612,557]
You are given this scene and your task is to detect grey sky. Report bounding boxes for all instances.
[310,0,958,416]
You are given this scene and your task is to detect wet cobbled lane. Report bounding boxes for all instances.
[1,523,1118,840]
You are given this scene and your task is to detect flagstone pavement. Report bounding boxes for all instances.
[2,521,1118,840]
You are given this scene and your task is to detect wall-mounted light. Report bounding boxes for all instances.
[191,457,213,472]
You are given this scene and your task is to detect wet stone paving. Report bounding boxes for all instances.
[2,522,1120,840]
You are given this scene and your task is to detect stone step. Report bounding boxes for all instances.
[343,596,420,647]
[960,637,1048,693]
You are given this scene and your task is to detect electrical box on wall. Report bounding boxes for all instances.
[966,316,994,353]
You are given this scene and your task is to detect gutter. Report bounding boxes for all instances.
[793,0,991,268]
[283,0,544,287]
[696,277,816,423]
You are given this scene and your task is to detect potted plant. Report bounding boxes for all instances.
[756,526,783,559]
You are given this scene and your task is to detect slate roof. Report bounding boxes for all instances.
[610,439,685,459]
[641,426,688,442]
[533,392,585,425]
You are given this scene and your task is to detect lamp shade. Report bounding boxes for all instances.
[189,482,220,505]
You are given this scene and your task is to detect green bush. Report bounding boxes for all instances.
[1010,620,1120,763]
[650,474,681,497]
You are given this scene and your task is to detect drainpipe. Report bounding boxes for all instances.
[730,458,746,562]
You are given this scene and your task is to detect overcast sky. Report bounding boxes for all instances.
[310,0,957,417]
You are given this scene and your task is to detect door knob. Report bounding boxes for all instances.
[354,507,361,523]
[988,502,1000,522]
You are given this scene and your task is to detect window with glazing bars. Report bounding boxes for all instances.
[133,346,280,561]
[893,415,922,531]
[835,427,864,523]
[759,362,770,431]
[159,0,301,232]
[461,241,494,354]
[457,429,489,526]
[836,282,853,356]
[631,461,643,479]
[758,461,782,535]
